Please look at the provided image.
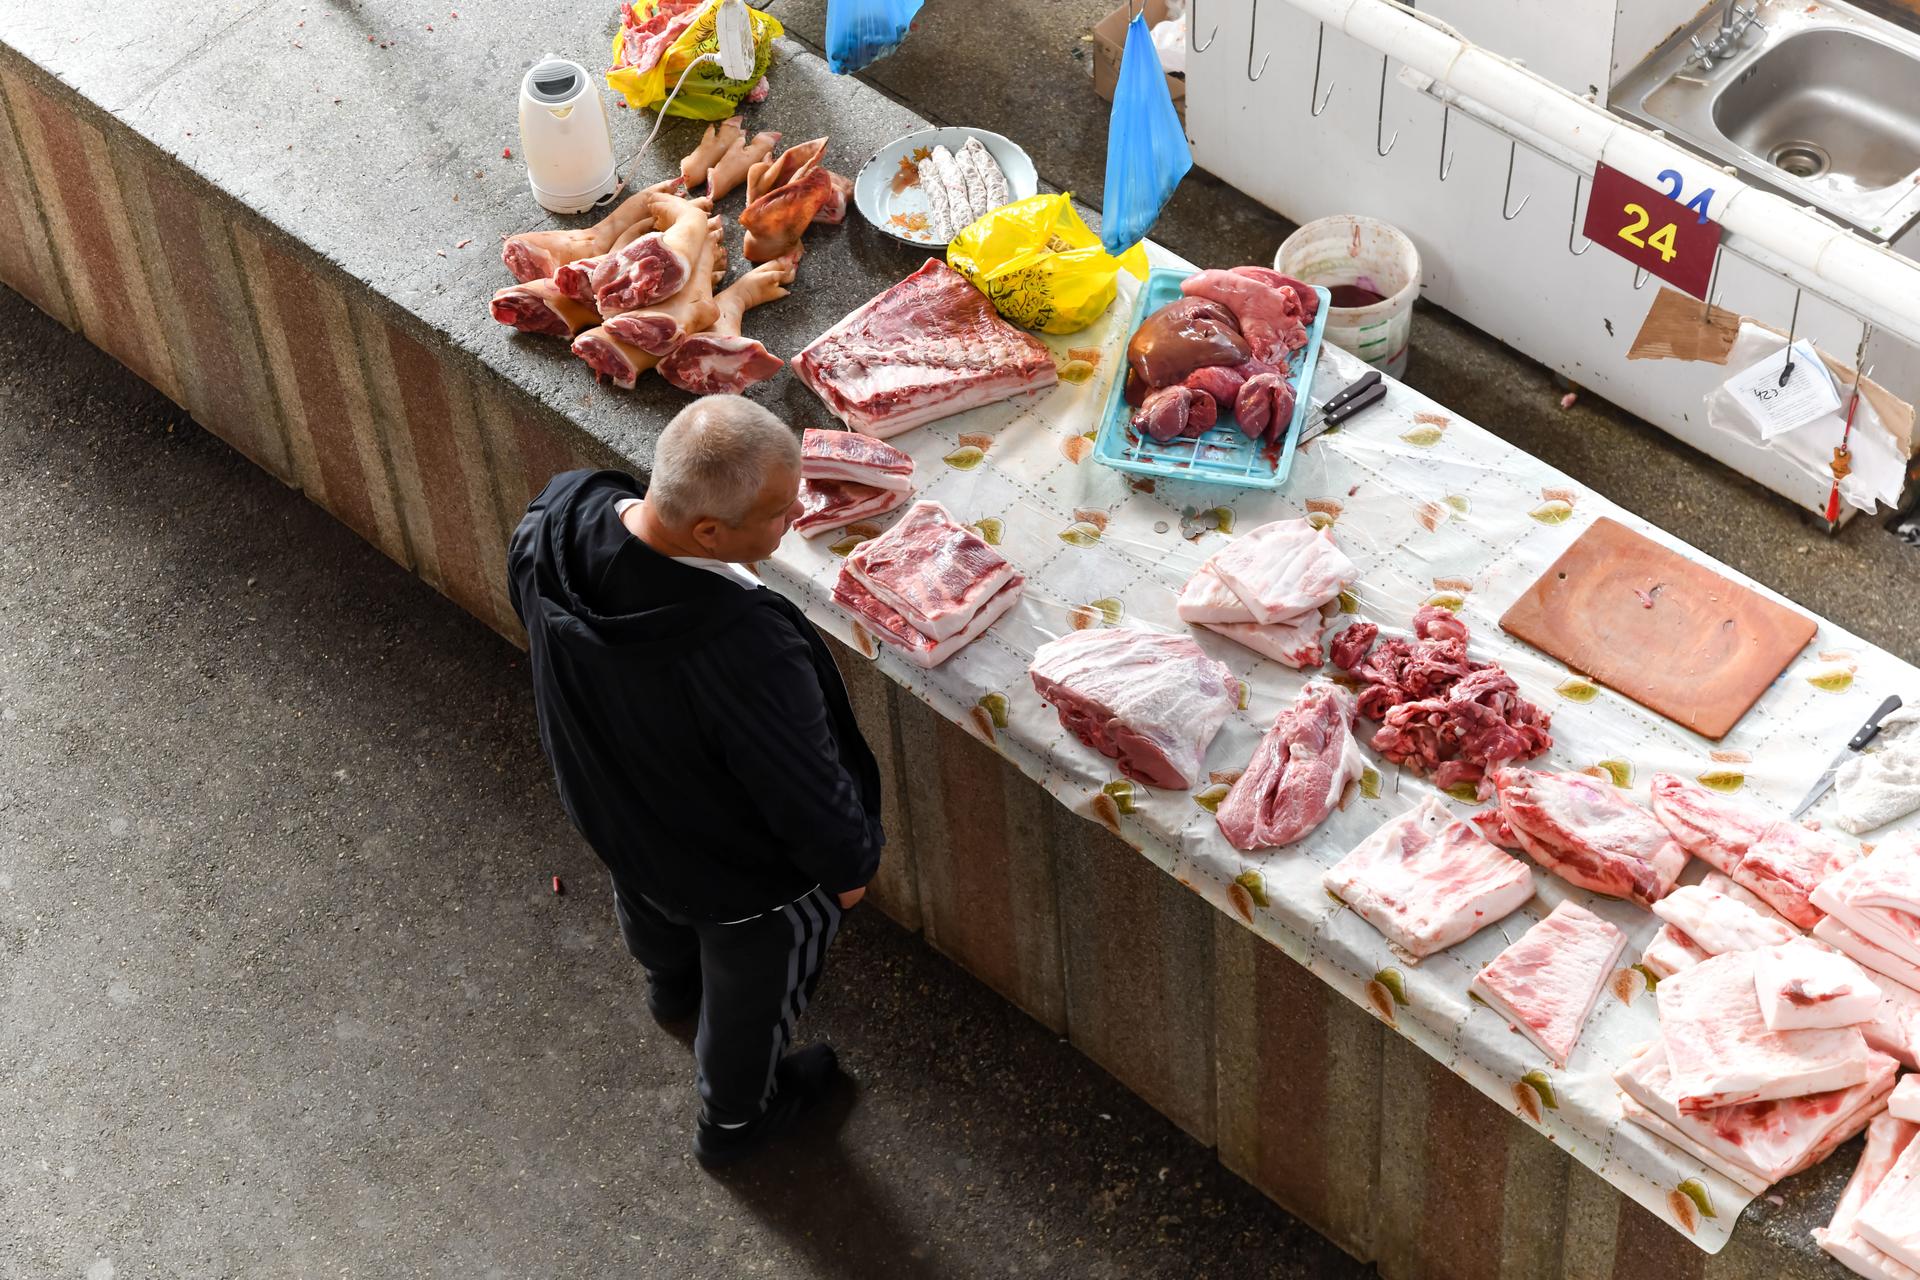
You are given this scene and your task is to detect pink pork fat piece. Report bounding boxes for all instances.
[1322,795,1533,958]
[1752,938,1882,1031]
[1859,1117,1920,1275]
[1649,771,1859,927]
[1204,519,1356,624]
[794,260,1059,438]
[831,570,1023,670]
[1814,838,1920,969]
[1656,948,1874,1112]
[1028,628,1238,790]
[1649,882,1797,956]
[843,502,1017,642]
[1199,616,1326,669]
[1468,899,1625,1068]
[1490,767,1686,908]
[1617,1039,1896,1185]
[1894,1077,1920,1123]
[1641,923,1711,979]
[1817,916,1920,994]
[800,428,914,491]
[1649,771,1775,875]
[1815,1113,1920,1280]
[1615,1092,1769,1195]
[1863,981,1920,1070]
[1215,683,1366,851]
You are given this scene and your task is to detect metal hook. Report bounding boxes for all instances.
[1248,0,1271,82]
[1779,287,1803,385]
[1374,56,1398,156]
[1568,173,1592,254]
[1633,266,1652,289]
[1306,19,1330,110]
[1437,103,1454,181]
[1700,247,1720,320]
[1500,141,1529,220]
[1189,0,1217,52]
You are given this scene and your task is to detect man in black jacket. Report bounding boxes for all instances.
[507,395,884,1167]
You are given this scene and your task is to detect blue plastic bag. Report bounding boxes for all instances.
[824,0,925,74]
[1100,12,1192,256]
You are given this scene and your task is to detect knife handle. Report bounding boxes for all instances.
[1852,695,1905,751]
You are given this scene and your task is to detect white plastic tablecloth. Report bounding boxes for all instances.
[764,267,1920,1253]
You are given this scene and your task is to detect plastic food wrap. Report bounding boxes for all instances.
[946,194,1148,334]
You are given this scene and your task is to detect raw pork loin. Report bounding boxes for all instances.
[1489,767,1686,907]
[1468,899,1625,1068]
[1333,609,1551,788]
[1214,684,1367,851]
[1656,948,1873,1112]
[1322,795,1533,958]
[795,260,1058,438]
[1029,629,1238,790]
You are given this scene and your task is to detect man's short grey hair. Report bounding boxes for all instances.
[648,395,801,526]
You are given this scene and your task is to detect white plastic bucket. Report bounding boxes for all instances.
[1276,215,1420,379]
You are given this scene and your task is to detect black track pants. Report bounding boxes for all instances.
[613,879,844,1126]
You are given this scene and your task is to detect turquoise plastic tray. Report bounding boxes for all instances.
[1092,269,1329,491]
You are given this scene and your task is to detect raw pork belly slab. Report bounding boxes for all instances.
[1752,938,1882,1031]
[1816,1113,1920,1280]
[1649,882,1797,956]
[1656,948,1873,1112]
[1215,684,1367,851]
[1642,924,1711,979]
[1814,838,1920,968]
[1176,563,1266,624]
[793,478,908,538]
[1490,767,1687,908]
[1649,772,1776,874]
[1860,1120,1920,1274]
[1617,1040,1896,1184]
[794,260,1059,438]
[1200,615,1327,669]
[1029,629,1238,790]
[843,502,1017,641]
[1323,795,1534,958]
[1205,519,1356,624]
[1818,916,1920,994]
[832,571,1023,670]
[1617,1092,1770,1194]
[1469,900,1625,1067]
[801,428,914,491]
[1649,771,1858,926]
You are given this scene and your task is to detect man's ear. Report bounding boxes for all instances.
[688,516,724,552]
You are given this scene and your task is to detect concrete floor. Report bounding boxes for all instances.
[0,286,1368,1277]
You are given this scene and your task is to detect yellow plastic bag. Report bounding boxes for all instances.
[946,194,1149,334]
[607,1,783,121]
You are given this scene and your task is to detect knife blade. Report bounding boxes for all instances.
[1791,694,1904,820]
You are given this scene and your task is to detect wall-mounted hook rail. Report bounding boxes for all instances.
[1375,56,1398,156]
[1568,173,1591,254]
[1500,141,1528,220]
[1248,0,1271,82]
[1306,19,1329,110]
[1189,0,1217,52]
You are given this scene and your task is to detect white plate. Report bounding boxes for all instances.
[852,126,1039,249]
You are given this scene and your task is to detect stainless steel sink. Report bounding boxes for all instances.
[1616,0,1920,240]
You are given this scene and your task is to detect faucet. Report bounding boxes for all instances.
[1684,0,1766,71]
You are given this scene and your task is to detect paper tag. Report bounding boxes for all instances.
[1722,340,1841,438]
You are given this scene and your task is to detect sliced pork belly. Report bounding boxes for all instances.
[1815,840,1920,969]
[1738,822,1858,930]
[1815,1113,1920,1280]
[1656,948,1873,1112]
[1491,767,1687,908]
[1205,519,1356,624]
[1215,684,1366,851]
[1818,916,1920,993]
[1323,795,1533,958]
[793,479,908,538]
[1029,629,1239,790]
[1641,924,1711,979]
[801,428,914,492]
[1617,1039,1896,1184]
[1616,1091,1770,1195]
[832,569,1023,670]
[1752,938,1882,1031]
[1468,899,1625,1068]
[1650,882,1797,956]
[1649,772,1775,874]
[1859,1124,1920,1275]
[843,502,1017,642]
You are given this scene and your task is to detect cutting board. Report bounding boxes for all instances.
[1499,517,1817,740]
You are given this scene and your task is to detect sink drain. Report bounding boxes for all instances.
[1768,141,1831,179]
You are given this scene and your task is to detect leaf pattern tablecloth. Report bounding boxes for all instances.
[763,265,1920,1253]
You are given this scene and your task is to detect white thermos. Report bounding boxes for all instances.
[517,57,618,214]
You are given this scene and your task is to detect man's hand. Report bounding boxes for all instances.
[836,886,867,910]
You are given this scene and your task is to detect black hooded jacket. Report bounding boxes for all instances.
[507,468,883,921]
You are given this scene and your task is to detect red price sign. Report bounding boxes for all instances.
[1582,163,1722,298]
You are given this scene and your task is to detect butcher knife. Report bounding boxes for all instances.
[1791,694,1904,819]
[1299,369,1386,446]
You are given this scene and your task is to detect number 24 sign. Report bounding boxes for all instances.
[1581,163,1722,299]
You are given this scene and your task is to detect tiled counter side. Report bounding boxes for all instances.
[0,33,1855,1280]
